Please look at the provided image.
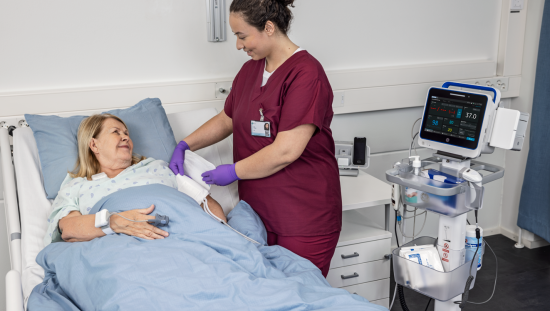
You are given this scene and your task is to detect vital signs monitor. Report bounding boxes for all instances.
[417,85,500,158]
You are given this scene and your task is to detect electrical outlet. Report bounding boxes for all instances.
[510,0,524,11]
[215,82,232,99]
[467,77,509,92]
[337,146,352,156]
[334,141,353,167]
[0,118,18,129]
[332,91,345,108]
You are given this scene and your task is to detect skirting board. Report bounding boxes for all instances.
[500,226,550,249]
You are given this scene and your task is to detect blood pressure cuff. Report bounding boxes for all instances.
[176,174,209,205]
[183,150,216,191]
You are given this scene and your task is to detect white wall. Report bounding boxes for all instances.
[500,0,547,244]
[0,0,502,93]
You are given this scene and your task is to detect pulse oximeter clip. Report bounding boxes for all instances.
[147,213,170,226]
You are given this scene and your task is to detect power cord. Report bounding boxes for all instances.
[389,211,400,311]
[424,298,432,311]
[397,210,427,239]
[458,212,499,305]
[408,117,422,158]
[409,133,419,158]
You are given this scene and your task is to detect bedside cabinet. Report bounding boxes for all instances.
[327,209,392,309]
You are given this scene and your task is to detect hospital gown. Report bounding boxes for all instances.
[44,158,178,246]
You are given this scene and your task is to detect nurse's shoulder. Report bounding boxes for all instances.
[289,51,328,81]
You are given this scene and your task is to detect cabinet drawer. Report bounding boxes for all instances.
[371,298,389,309]
[326,260,390,288]
[331,238,390,269]
[341,278,390,302]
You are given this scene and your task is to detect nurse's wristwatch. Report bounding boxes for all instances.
[94,209,115,235]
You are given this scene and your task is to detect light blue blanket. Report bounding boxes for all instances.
[28,184,387,311]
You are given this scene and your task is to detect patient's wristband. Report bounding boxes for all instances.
[100,224,115,235]
[95,210,115,235]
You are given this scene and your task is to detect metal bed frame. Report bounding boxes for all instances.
[1,125,25,311]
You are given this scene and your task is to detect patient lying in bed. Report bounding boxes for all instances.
[44,113,226,246]
[31,113,386,311]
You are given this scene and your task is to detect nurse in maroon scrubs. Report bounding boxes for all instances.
[169,0,341,277]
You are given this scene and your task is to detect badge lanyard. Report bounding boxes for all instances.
[251,108,271,137]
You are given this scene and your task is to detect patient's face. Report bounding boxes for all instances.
[90,118,134,170]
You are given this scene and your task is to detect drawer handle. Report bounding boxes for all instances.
[341,252,359,259]
[341,272,359,280]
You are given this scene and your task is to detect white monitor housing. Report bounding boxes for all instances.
[417,82,527,159]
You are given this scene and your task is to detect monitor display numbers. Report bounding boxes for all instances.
[420,91,488,150]
[426,115,443,131]
[442,125,459,135]
[424,96,483,142]
[428,102,463,119]
[444,118,457,126]
[463,107,481,122]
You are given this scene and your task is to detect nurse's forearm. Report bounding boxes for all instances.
[184,111,233,151]
[235,124,316,179]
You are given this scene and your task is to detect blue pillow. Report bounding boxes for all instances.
[227,201,267,246]
[25,98,177,199]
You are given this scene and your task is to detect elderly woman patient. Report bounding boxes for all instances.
[44,114,226,246]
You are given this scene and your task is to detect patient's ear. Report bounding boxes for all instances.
[89,138,99,154]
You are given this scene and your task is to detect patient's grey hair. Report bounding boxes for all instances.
[70,114,145,179]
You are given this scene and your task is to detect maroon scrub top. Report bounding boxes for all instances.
[224,51,342,237]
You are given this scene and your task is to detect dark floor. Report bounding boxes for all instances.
[389,234,550,311]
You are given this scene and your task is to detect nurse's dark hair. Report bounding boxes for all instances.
[230,0,295,35]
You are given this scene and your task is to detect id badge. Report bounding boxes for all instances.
[251,120,271,137]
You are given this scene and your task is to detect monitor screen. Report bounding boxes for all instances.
[419,88,488,150]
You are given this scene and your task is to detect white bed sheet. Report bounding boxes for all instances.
[13,107,239,307]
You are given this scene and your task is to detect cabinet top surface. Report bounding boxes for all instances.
[340,170,391,211]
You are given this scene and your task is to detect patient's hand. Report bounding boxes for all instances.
[202,196,227,223]
[59,205,169,243]
[110,205,170,240]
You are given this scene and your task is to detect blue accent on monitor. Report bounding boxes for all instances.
[441,82,498,103]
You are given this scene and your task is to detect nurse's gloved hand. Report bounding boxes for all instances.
[169,141,190,175]
[201,163,240,186]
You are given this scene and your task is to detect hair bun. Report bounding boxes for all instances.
[230,0,295,35]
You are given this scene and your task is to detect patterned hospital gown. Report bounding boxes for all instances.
[44,158,178,246]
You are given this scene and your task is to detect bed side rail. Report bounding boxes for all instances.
[0,127,22,273]
[1,127,24,311]
[6,270,24,311]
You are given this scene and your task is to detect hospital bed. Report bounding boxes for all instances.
[1,107,240,311]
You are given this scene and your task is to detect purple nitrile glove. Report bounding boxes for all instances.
[169,141,190,175]
[201,163,240,186]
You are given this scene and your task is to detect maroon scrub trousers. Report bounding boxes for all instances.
[224,51,342,277]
